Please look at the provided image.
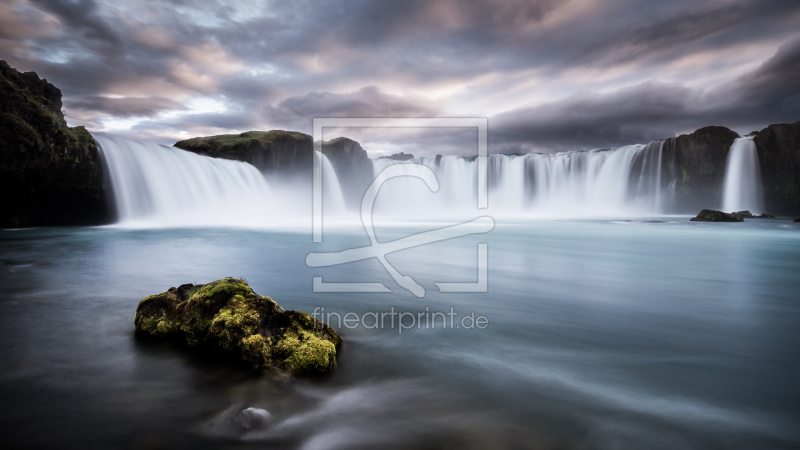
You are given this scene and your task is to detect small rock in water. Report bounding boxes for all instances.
[205,406,274,437]
[794,218,800,223]
[690,210,744,222]
[753,213,776,218]
[237,407,274,432]
[733,210,754,218]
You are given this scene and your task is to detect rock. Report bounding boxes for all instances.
[134,278,342,376]
[174,131,372,176]
[174,132,373,206]
[0,60,112,228]
[660,126,741,213]
[434,154,443,165]
[794,218,800,223]
[690,209,744,222]
[753,121,800,216]
[379,152,414,161]
[205,406,274,437]
[753,213,775,218]
[732,210,754,218]
[174,130,314,172]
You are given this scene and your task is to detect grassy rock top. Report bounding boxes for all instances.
[175,130,311,158]
[134,277,342,376]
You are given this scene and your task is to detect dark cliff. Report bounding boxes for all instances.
[0,61,112,228]
[754,121,800,215]
[661,126,740,212]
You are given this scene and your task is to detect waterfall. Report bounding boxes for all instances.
[722,136,764,213]
[95,135,344,227]
[369,142,675,219]
[96,132,770,226]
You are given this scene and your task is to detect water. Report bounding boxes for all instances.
[722,136,764,213]
[1,220,799,449]
[2,135,795,448]
[372,143,674,220]
[96,136,677,226]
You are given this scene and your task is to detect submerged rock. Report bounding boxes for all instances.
[690,209,744,222]
[134,278,342,376]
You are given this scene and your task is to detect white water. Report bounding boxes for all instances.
[722,136,764,214]
[96,133,773,226]
[371,141,674,220]
[95,135,344,227]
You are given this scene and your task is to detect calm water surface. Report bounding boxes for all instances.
[1,218,799,449]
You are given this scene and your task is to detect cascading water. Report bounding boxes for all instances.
[370,141,675,219]
[722,136,764,213]
[96,132,769,226]
[95,134,345,227]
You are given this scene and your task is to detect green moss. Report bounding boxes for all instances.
[241,334,271,367]
[208,294,261,350]
[133,278,340,376]
[275,328,338,375]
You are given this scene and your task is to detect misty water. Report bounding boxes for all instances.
[2,219,799,449]
[2,137,798,449]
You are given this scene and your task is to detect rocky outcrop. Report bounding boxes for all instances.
[174,130,313,172]
[135,277,342,376]
[175,131,374,206]
[754,121,800,215]
[0,61,112,228]
[661,126,740,213]
[174,131,372,176]
[690,209,744,222]
[379,152,414,161]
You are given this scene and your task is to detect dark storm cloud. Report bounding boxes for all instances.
[266,86,445,130]
[69,95,187,117]
[0,0,798,150]
[31,0,123,57]
[490,38,800,153]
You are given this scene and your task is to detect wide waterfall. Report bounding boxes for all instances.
[722,136,764,213]
[96,134,686,227]
[371,140,675,220]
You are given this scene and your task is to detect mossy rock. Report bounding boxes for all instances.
[134,278,342,376]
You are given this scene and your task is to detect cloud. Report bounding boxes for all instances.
[30,0,123,58]
[490,37,800,153]
[273,86,444,121]
[1,0,798,152]
[69,95,187,117]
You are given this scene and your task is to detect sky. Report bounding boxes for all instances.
[1,0,799,156]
